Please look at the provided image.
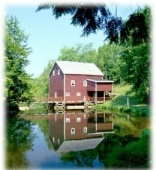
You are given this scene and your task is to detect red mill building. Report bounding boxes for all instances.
[49,61,114,105]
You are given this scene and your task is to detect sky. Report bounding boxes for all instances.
[5,3,144,78]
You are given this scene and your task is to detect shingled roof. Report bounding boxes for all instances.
[55,61,103,76]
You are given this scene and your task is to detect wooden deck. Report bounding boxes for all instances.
[34,96,112,104]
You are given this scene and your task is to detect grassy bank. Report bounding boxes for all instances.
[96,84,150,117]
[19,103,48,114]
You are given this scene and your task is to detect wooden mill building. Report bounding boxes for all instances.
[49,61,114,104]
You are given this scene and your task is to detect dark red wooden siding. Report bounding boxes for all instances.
[87,81,95,91]
[65,114,87,140]
[97,83,113,91]
[65,75,102,100]
[49,63,64,98]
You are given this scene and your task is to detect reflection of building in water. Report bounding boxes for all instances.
[49,111,114,153]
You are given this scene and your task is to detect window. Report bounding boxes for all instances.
[71,128,75,135]
[76,92,81,96]
[66,92,70,96]
[76,117,81,122]
[58,69,60,75]
[66,118,70,123]
[52,70,55,76]
[83,127,87,133]
[71,80,75,86]
[83,80,87,86]
[55,92,57,98]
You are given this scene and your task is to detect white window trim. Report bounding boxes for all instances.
[76,92,81,96]
[55,92,57,98]
[66,118,70,123]
[83,80,87,86]
[71,80,75,86]
[71,128,75,135]
[83,127,87,133]
[76,117,81,122]
[58,69,60,75]
[66,92,70,96]
[53,70,55,76]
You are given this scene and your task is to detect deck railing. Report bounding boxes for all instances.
[34,96,113,103]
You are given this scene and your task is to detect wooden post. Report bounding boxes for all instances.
[94,91,97,104]
[103,91,105,102]
[95,111,97,132]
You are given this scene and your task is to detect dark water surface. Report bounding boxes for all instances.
[6,110,150,169]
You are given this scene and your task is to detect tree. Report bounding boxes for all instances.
[31,59,55,98]
[58,43,97,63]
[119,7,150,102]
[120,6,150,46]
[37,5,150,103]
[36,3,123,43]
[5,16,33,115]
[96,43,122,82]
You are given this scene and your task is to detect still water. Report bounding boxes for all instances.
[6,110,150,169]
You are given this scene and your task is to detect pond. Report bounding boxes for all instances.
[6,110,150,169]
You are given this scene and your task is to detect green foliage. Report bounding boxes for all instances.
[5,16,33,114]
[58,43,97,63]
[119,7,151,103]
[36,4,123,43]
[120,6,150,45]
[96,43,123,82]
[19,103,48,114]
[120,43,150,102]
[31,59,55,98]
[96,84,150,116]
[6,117,36,168]
[33,6,150,106]
[61,149,98,167]
[98,129,150,168]
[33,118,53,149]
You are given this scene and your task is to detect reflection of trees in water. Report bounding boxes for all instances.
[61,149,98,168]
[98,129,150,168]
[6,117,36,169]
[32,118,53,150]
[60,129,150,168]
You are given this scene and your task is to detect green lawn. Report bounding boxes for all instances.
[96,83,150,117]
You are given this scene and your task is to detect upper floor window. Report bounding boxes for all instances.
[83,80,87,86]
[58,69,60,75]
[52,70,55,76]
[66,118,70,123]
[76,117,81,122]
[71,80,75,86]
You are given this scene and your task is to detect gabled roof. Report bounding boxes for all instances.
[57,137,104,153]
[55,61,103,76]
